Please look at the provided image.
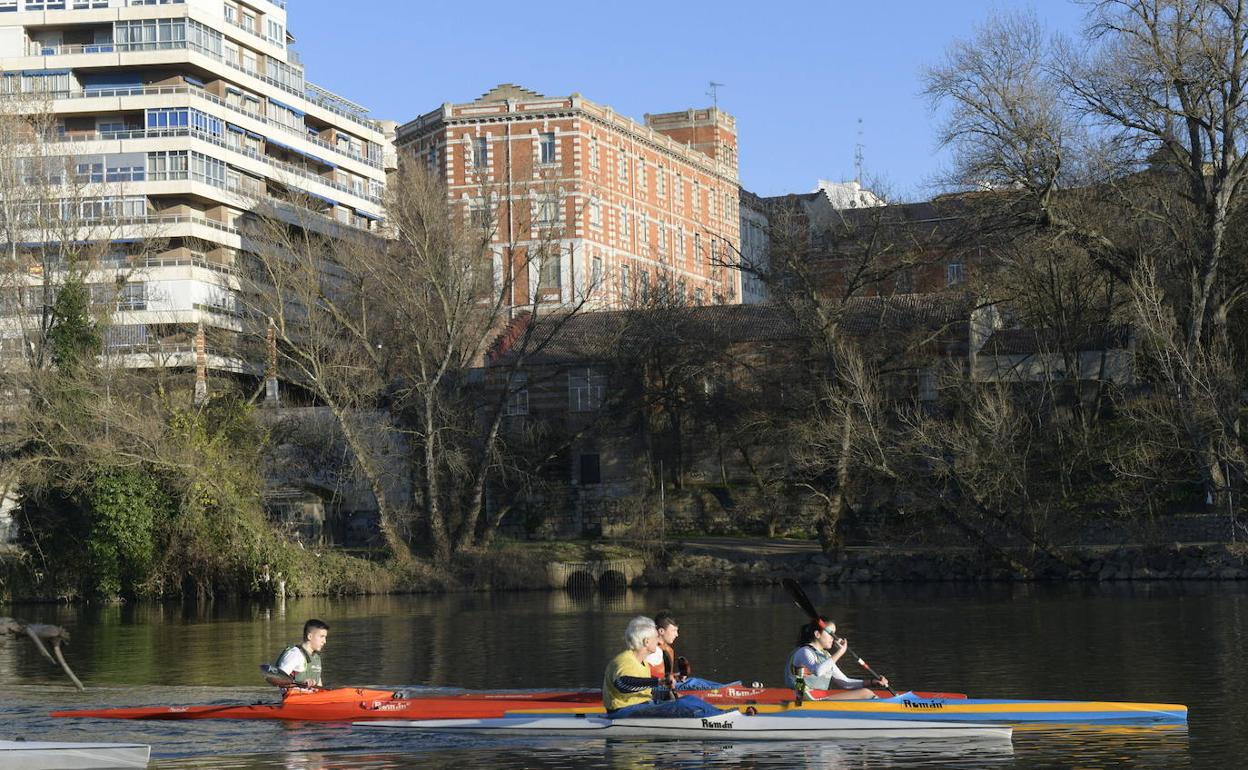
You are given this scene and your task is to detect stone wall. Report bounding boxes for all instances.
[645,543,1248,587]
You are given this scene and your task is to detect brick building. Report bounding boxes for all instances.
[396,85,741,311]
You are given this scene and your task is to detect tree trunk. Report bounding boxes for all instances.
[422,399,451,565]
[329,404,411,563]
[815,412,854,552]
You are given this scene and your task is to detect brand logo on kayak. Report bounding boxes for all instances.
[723,688,765,698]
[365,701,410,712]
[902,700,944,710]
[701,718,734,729]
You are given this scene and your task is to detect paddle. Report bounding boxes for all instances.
[780,578,897,696]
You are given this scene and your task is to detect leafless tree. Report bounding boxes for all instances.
[926,2,1247,514]
[242,159,592,564]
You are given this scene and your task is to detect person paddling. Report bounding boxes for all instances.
[603,616,722,718]
[646,610,735,691]
[271,619,329,689]
[784,616,886,701]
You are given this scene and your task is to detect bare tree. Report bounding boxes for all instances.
[925,2,1247,515]
[243,158,592,564]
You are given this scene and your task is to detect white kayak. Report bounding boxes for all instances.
[0,740,150,770]
[356,710,1013,741]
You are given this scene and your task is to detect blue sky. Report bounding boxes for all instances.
[290,1,1087,202]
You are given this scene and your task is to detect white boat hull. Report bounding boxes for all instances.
[357,710,1013,741]
[0,741,150,770]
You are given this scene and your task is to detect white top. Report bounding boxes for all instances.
[643,649,664,669]
[276,647,308,678]
[784,645,865,690]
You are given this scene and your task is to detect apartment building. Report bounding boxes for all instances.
[396,84,741,310]
[0,0,390,375]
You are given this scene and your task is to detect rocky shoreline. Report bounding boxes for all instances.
[649,543,1248,586]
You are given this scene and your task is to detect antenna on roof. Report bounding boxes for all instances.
[854,117,865,183]
[707,81,725,109]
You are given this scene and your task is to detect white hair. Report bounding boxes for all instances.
[623,615,657,651]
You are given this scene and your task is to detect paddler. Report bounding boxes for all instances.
[647,610,735,691]
[784,616,886,701]
[603,616,723,718]
[273,619,329,688]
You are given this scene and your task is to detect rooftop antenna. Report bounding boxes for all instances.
[854,117,864,183]
[707,81,725,109]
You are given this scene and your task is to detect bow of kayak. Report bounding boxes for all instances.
[0,740,150,769]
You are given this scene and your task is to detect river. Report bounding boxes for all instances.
[2,581,1243,769]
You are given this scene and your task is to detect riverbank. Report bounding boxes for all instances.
[649,540,1248,586]
[5,539,1246,603]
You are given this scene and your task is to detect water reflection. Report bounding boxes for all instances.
[148,736,1016,770]
[4,582,1233,769]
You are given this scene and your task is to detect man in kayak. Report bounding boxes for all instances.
[273,619,329,688]
[646,610,734,691]
[604,616,722,718]
[784,616,886,700]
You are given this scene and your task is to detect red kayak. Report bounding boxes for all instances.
[52,685,967,722]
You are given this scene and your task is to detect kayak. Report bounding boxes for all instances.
[766,693,1188,725]
[52,686,964,722]
[0,740,150,769]
[355,710,1014,741]
[527,692,1189,726]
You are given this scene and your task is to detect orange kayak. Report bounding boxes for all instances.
[52,685,966,722]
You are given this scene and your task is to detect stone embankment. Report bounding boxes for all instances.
[644,543,1248,586]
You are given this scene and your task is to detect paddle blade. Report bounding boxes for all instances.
[781,578,820,621]
[260,664,296,689]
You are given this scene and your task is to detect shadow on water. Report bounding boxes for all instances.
[3,582,1232,769]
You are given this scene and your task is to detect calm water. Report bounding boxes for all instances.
[1,581,1242,769]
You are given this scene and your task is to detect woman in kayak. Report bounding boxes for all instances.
[784,616,886,700]
[647,610,735,691]
[603,616,723,718]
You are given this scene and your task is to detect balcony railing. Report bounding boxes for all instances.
[43,126,383,204]
[30,85,382,169]
[32,38,377,130]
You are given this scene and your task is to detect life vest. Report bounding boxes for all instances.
[276,644,322,686]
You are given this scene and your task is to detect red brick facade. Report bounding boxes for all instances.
[396,85,742,310]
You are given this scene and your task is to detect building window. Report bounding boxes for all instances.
[117,282,146,311]
[579,453,601,485]
[588,138,599,170]
[474,136,488,169]
[656,167,666,198]
[621,265,631,302]
[539,252,561,290]
[694,287,705,305]
[568,368,607,412]
[619,209,629,239]
[536,194,559,225]
[266,19,284,45]
[539,132,556,164]
[617,150,628,183]
[638,159,647,191]
[505,372,529,417]
[223,3,236,23]
[588,199,602,229]
[591,256,603,288]
[640,270,650,300]
[946,262,964,286]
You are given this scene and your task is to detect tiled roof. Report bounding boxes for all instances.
[490,293,976,365]
[980,326,1132,356]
